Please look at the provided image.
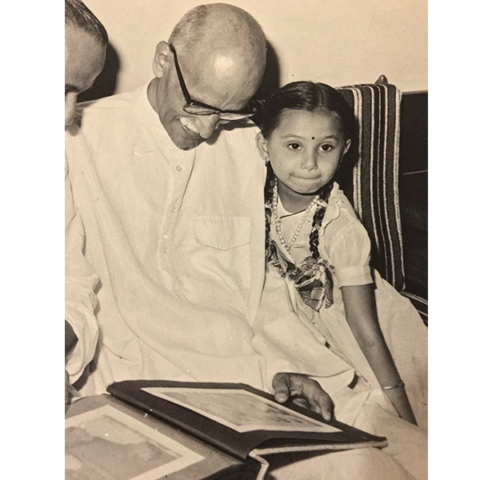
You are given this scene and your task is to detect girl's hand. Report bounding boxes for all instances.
[341,285,418,426]
[272,372,334,421]
[383,387,418,425]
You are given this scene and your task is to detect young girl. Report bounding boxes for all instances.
[255,81,427,430]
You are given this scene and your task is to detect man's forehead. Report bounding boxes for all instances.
[65,26,106,91]
[65,24,104,58]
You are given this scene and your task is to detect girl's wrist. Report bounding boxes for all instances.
[381,379,404,391]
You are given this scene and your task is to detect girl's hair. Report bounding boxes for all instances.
[262,81,355,262]
[258,81,355,142]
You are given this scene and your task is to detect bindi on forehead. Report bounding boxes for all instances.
[312,137,315,140]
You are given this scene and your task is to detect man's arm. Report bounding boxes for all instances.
[65,161,99,397]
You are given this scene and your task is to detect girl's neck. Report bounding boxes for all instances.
[277,180,320,214]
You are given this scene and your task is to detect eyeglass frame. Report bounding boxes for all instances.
[168,43,258,120]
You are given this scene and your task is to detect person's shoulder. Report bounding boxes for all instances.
[322,183,371,253]
[68,88,145,144]
[222,119,260,141]
[220,120,261,159]
[76,89,140,120]
[212,121,263,169]
[329,183,358,219]
[321,183,364,235]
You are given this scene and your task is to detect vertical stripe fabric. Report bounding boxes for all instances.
[338,84,405,292]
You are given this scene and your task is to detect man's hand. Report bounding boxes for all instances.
[65,320,78,356]
[272,372,334,421]
[65,369,74,412]
[65,320,78,413]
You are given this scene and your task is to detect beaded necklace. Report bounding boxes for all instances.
[272,178,320,253]
[265,172,335,311]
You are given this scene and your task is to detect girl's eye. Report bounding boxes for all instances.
[320,144,334,152]
[288,143,301,150]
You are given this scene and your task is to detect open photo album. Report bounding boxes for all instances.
[92,380,388,479]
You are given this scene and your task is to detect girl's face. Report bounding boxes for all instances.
[257,109,351,198]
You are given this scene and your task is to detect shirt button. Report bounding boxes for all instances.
[175,165,182,172]
[162,247,168,254]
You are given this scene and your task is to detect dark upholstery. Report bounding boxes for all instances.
[336,83,427,325]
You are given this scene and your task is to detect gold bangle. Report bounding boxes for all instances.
[381,380,405,391]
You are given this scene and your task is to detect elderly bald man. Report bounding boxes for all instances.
[66,1,276,400]
[65,4,426,479]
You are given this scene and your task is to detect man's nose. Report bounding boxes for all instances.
[65,95,77,127]
[196,115,220,139]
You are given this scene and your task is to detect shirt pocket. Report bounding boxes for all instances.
[193,215,250,250]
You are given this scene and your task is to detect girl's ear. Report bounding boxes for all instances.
[256,132,269,162]
[342,139,352,157]
[152,41,171,79]
[336,139,351,170]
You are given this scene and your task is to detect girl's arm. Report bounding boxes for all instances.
[341,284,417,425]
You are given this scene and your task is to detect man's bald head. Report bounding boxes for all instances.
[170,4,266,76]
[148,3,267,150]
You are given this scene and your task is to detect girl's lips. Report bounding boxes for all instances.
[293,175,322,181]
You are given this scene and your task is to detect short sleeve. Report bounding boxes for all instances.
[323,209,373,288]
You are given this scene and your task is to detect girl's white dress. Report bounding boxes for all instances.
[255,182,428,431]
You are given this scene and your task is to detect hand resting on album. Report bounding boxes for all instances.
[272,372,334,421]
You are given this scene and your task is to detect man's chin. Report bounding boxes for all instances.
[170,127,204,150]
[177,137,203,150]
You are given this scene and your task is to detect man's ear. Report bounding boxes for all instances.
[256,132,269,161]
[152,41,170,79]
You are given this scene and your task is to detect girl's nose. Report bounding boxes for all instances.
[301,150,317,171]
[196,114,220,139]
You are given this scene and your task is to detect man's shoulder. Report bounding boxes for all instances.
[68,88,146,145]
[76,89,141,120]
[220,120,260,147]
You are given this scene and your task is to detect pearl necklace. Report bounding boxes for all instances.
[272,179,319,253]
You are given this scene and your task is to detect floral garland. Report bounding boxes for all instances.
[265,185,335,312]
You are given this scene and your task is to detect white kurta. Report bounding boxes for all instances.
[65,85,272,394]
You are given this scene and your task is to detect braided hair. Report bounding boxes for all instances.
[259,81,354,263]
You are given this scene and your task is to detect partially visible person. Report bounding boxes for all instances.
[253,81,427,478]
[65,0,107,408]
[66,3,425,478]
[65,0,107,125]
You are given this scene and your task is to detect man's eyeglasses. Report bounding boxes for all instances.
[169,43,257,121]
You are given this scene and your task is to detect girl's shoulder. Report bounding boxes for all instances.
[322,183,362,231]
[320,183,372,267]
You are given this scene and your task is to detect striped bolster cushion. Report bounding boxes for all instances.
[337,84,405,292]
[400,291,428,326]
